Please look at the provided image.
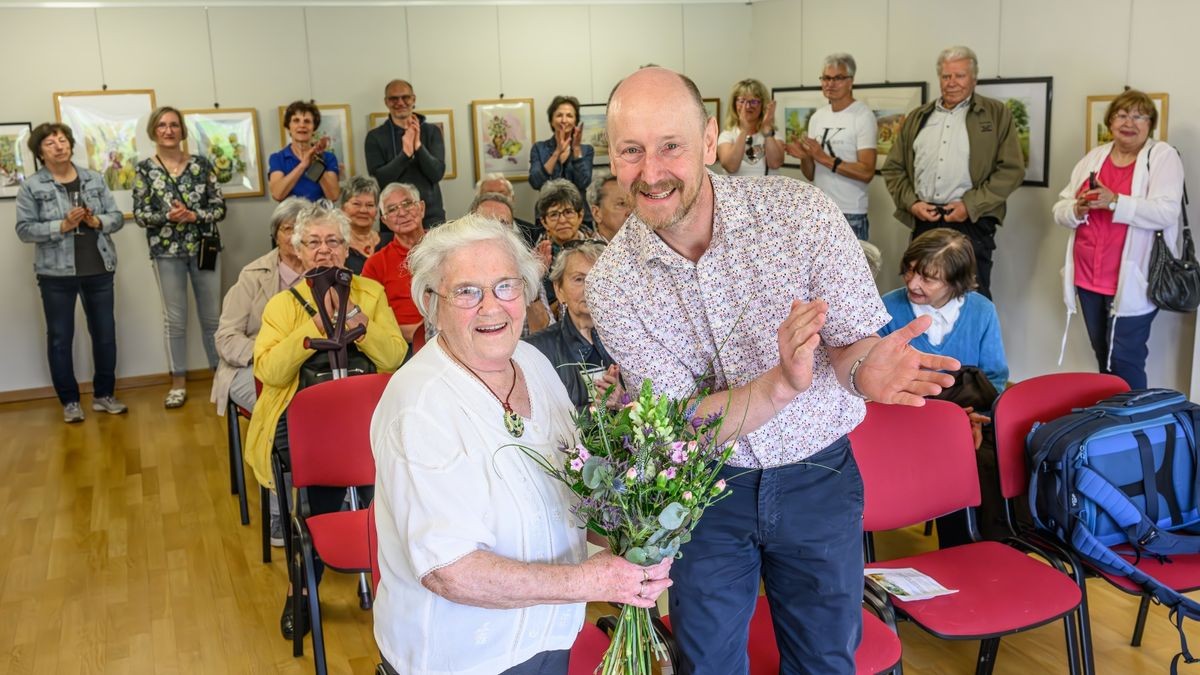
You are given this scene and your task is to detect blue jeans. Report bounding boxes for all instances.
[152,256,221,376]
[36,272,118,404]
[669,438,864,674]
[1077,286,1157,389]
[844,212,870,240]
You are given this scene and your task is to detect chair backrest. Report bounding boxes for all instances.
[367,500,380,595]
[849,400,979,532]
[287,373,391,489]
[992,373,1129,499]
[412,323,427,353]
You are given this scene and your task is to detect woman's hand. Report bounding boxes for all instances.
[761,100,777,135]
[556,128,572,163]
[571,124,583,158]
[596,364,625,409]
[1073,196,1091,220]
[963,406,991,450]
[1082,179,1118,211]
[534,239,553,269]
[167,200,196,224]
[583,551,673,609]
[62,206,87,233]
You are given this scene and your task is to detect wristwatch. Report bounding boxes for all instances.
[763,128,776,137]
[1107,197,1118,211]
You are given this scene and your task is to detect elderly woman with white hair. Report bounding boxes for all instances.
[369,214,672,675]
[339,174,381,273]
[245,200,407,641]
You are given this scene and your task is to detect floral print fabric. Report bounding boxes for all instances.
[133,156,226,258]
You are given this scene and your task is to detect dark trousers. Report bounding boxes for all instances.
[1076,286,1157,390]
[913,216,998,299]
[669,438,864,675]
[381,649,568,675]
[36,272,118,404]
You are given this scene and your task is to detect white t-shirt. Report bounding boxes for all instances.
[805,100,877,214]
[718,129,769,176]
[370,338,587,675]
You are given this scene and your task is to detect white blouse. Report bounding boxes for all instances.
[370,338,587,675]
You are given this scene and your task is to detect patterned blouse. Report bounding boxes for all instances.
[586,172,890,469]
[133,156,226,258]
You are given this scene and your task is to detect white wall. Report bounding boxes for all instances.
[0,3,752,395]
[752,0,1199,394]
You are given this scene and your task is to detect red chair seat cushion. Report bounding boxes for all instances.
[1094,549,1200,595]
[306,509,371,572]
[568,623,611,674]
[871,541,1081,638]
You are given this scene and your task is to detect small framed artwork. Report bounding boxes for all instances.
[578,103,608,166]
[470,98,535,183]
[703,97,722,125]
[53,89,158,216]
[975,77,1053,187]
[0,122,37,199]
[1086,92,1168,152]
[771,86,826,169]
[181,108,264,199]
[856,82,928,173]
[369,110,459,180]
[278,103,355,177]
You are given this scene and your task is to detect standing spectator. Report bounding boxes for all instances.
[786,54,877,240]
[362,183,426,343]
[477,172,539,244]
[1051,90,1184,389]
[339,175,381,274]
[881,45,1025,299]
[134,106,227,408]
[717,78,784,176]
[269,100,340,202]
[16,122,127,422]
[364,79,446,228]
[528,95,594,197]
[586,173,633,242]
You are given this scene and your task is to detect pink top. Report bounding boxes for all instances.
[586,172,889,468]
[1074,156,1135,296]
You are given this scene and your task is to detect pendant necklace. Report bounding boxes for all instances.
[445,344,525,438]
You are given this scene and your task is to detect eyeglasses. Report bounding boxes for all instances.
[819,75,852,84]
[384,200,421,215]
[1112,112,1151,124]
[156,121,183,129]
[736,97,762,107]
[428,278,526,308]
[301,237,346,250]
[543,207,578,222]
[386,95,416,105]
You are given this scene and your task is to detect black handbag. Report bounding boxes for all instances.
[1147,155,1198,312]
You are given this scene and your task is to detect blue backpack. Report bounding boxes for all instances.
[1026,388,1200,672]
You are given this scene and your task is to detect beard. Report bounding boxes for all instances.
[630,177,699,231]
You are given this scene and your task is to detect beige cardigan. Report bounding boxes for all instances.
[209,249,288,415]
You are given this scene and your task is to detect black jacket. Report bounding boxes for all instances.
[364,114,446,228]
[523,317,615,409]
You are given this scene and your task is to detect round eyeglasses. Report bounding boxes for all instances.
[428,278,526,309]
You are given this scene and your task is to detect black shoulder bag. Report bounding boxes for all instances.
[1147,147,1199,312]
[156,155,222,271]
[288,287,376,389]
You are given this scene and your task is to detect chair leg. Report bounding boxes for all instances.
[301,528,328,675]
[1062,613,1081,675]
[227,403,250,526]
[1075,583,1096,675]
[225,402,238,495]
[974,637,1001,675]
[261,485,272,564]
[1131,593,1151,647]
[291,526,304,658]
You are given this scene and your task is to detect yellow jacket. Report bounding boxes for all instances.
[245,275,408,489]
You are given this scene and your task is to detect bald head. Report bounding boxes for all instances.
[608,67,708,132]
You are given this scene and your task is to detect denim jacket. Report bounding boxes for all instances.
[15,165,124,276]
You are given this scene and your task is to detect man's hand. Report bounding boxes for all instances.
[855,314,958,405]
[777,299,827,396]
[402,120,418,156]
[595,364,625,409]
[942,200,969,223]
[799,137,830,165]
[408,116,423,152]
[909,201,942,222]
[784,139,809,160]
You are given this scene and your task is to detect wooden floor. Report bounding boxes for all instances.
[0,378,1191,674]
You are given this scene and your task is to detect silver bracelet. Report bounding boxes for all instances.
[848,356,869,400]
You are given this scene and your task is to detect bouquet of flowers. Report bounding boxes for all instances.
[523,376,735,674]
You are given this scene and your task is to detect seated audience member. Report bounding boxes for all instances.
[468,192,553,334]
[468,191,515,227]
[477,172,539,244]
[717,78,784,176]
[860,240,883,279]
[524,243,621,409]
[534,179,596,307]
[244,201,407,640]
[269,100,339,202]
[339,175,381,273]
[586,173,633,242]
[369,215,670,675]
[528,95,594,198]
[362,183,426,343]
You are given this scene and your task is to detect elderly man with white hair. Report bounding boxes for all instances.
[362,182,427,342]
[476,172,541,245]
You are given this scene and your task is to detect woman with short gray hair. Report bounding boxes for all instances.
[339,174,381,273]
[533,179,595,307]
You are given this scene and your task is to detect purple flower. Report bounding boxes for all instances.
[576,444,591,461]
[662,467,677,480]
[619,392,633,406]
[570,457,584,471]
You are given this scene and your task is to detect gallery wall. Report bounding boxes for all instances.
[0,0,1196,398]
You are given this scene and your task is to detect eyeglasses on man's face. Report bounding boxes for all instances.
[819,75,852,84]
[386,95,416,105]
[430,278,526,309]
[301,237,346,250]
[543,207,578,222]
[384,200,421,215]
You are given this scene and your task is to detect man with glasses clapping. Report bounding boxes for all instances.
[365,79,446,228]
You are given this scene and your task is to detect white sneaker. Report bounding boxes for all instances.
[63,402,85,423]
[92,396,128,414]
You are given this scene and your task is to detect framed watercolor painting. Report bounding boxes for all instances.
[0,122,37,199]
[53,89,157,216]
[856,82,927,172]
[770,86,825,169]
[470,98,535,183]
[578,103,608,166]
[181,108,264,199]
[278,103,355,177]
[703,97,721,125]
[1086,92,1168,151]
[368,109,458,180]
[975,77,1053,187]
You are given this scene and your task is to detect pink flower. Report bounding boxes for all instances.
[626,468,638,481]
[576,445,591,461]
[670,447,687,464]
[661,467,677,480]
[714,479,727,493]
[687,441,698,455]
[682,491,694,502]
[570,457,584,471]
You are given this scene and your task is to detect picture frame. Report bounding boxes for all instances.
[578,103,608,167]
[278,103,355,177]
[975,77,1053,187]
[703,98,722,125]
[369,109,459,180]
[0,122,37,199]
[855,82,927,173]
[1086,92,1168,152]
[470,98,535,183]
[53,89,157,216]
[181,108,264,199]
[770,86,826,169]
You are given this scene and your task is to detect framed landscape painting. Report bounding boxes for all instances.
[53,89,157,216]
[771,86,825,169]
[975,77,1053,187]
[182,108,264,199]
[855,82,927,172]
[578,103,608,166]
[369,109,458,180]
[0,122,36,199]
[1086,92,1168,151]
[278,103,355,177]
[470,98,535,183]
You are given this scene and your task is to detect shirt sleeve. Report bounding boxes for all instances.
[856,105,878,150]
[268,150,284,176]
[322,151,340,176]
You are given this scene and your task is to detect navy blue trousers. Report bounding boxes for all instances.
[669,437,864,674]
[37,272,118,404]
[1077,286,1157,390]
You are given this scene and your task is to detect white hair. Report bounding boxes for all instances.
[822,53,857,78]
[937,45,979,77]
[548,241,606,285]
[291,201,352,250]
[474,172,514,196]
[380,182,420,204]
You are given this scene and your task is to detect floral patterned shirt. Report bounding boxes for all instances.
[586,171,890,469]
[133,155,226,258]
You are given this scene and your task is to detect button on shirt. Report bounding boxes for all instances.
[914,98,973,205]
[910,295,964,346]
[587,172,890,469]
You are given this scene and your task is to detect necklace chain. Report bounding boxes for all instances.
[443,341,524,438]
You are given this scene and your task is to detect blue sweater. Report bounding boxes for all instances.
[879,289,1009,393]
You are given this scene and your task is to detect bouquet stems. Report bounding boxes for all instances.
[601,604,672,675]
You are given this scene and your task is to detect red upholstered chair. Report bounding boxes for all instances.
[411,323,427,353]
[850,399,1087,675]
[288,373,389,674]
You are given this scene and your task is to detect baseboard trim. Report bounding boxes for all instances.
[0,369,213,405]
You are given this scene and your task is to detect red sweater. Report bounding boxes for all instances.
[361,239,423,326]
